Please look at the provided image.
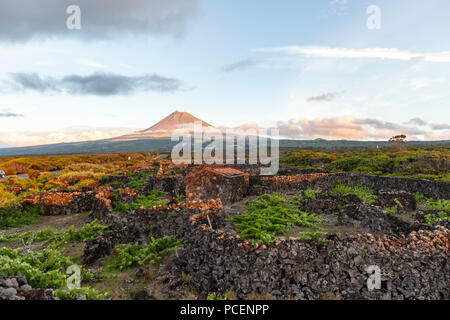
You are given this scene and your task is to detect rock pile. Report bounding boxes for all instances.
[0,276,56,300]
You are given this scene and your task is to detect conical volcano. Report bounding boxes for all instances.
[113,111,215,141]
[139,111,214,133]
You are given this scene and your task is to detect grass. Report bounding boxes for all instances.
[332,183,377,203]
[106,236,184,271]
[228,193,325,243]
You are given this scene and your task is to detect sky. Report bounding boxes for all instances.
[0,0,449,147]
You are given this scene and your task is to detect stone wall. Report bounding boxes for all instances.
[179,212,450,300]
[83,199,223,264]
[186,167,249,204]
[82,176,450,300]
[144,176,185,197]
[21,191,99,216]
[249,172,450,200]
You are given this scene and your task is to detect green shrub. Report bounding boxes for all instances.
[207,292,229,300]
[384,206,398,215]
[426,199,450,212]
[303,189,318,201]
[228,194,324,243]
[113,190,167,213]
[299,231,329,244]
[0,206,42,230]
[0,220,109,247]
[107,236,184,271]
[424,212,450,225]
[414,192,428,203]
[414,193,450,213]
[128,172,152,191]
[0,247,93,289]
[54,288,106,300]
[332,183,377,203]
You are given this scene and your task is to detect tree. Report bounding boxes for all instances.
[388,134,406,148]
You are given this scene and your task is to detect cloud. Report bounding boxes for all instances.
[272,117,448,140]
[222,59,261,72]
[328,0,349,16]
[430,123,450,130]
[2,72,183,95]
[74,58,109,69]
[0,126,139,147]
[307,92,342,102]
[407,117,427,126]
[0,111,23,117]
[254,46,450,63]
[0,0,199,42]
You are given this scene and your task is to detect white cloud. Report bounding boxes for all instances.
[408,77,445,90]
[74,58,110,69]
[254,46,450,63]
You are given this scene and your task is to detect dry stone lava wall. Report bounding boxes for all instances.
[21,191,99,216]
[249,172,450,200]
[180,213,450,300]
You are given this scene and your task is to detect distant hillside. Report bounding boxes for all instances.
[1,110,448,157]
[0,143,13,149]
[0,138,448,157]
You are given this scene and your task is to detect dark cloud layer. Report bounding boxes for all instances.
[307,92,342,102]
[0,0,199,42]
[3,72,182,96]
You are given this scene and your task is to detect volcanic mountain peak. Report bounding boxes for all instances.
[139,111,214,133]
[112,111,215,141]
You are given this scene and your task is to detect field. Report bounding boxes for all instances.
[0,146,449,300]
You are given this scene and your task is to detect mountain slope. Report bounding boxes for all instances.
[140,110,213,132]
[114,111,214,141]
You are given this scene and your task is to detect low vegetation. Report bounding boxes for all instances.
[332,183,377,203]
[0,220,109,248]
[228,193,325,243]
[113,190,168,213]
[414,192,450,225]
[0,206,42,230]
[424,211,450,226]
[414,192,450,212]
[0,247,102,299]
[281,146,449,181]
[106,236,184,271]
